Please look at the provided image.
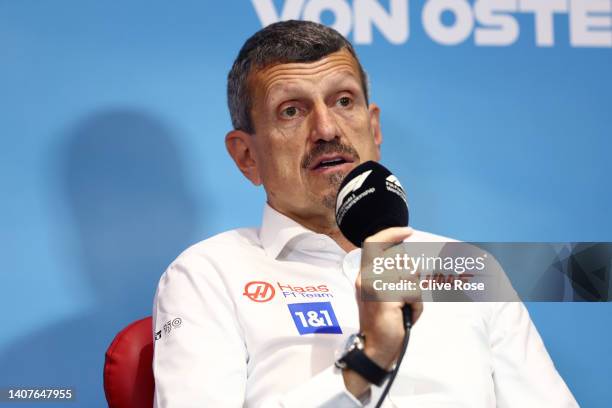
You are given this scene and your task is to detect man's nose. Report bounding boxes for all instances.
[309,103,338,143]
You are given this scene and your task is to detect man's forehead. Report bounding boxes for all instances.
[248,49,362,97]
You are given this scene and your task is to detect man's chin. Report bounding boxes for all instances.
[321,172,345,210]
[321,191,337,210]
[327,170,347,185]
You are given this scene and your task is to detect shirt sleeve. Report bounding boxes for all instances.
[153,251,367,408]
[488,302,579,407]
[153,252,248,407]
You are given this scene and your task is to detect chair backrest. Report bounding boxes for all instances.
[104,316,155,408]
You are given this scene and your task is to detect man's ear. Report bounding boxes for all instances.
[225,130,262,185]
[368,103,383,156]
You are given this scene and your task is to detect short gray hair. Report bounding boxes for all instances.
[227,20,369,134]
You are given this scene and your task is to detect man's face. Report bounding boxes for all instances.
[228,48,382,224]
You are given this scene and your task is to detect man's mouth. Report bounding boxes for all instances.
[310,154,355,172]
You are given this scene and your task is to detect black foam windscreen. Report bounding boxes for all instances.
[335,161,409,247]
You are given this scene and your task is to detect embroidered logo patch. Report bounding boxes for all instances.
[287,301,342,335]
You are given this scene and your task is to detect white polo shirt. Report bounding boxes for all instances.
[152,204,578,408]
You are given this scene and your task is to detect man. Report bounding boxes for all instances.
[153,20,578,407]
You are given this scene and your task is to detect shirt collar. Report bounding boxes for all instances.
[259,203,345,260]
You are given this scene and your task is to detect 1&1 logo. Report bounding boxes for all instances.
[243,281,276,302]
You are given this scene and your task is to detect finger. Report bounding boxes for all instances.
[364,226,413,245]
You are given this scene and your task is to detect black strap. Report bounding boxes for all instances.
[340,348,390,387]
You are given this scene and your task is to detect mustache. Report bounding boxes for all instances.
[301,139,360,169]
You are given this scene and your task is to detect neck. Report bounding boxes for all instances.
[329,230,357,253]
[269,202,357,253]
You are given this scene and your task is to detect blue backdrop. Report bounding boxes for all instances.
[1,0,611,406]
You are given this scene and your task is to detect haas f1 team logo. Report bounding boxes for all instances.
[243,281,275,302]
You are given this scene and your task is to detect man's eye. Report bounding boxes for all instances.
[337,96,352,107]
[281,106,298,118]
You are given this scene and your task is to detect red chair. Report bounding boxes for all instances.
[104,316,155,408]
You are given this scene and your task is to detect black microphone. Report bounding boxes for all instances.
[335,160,412,408]
[335,160,409,248]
